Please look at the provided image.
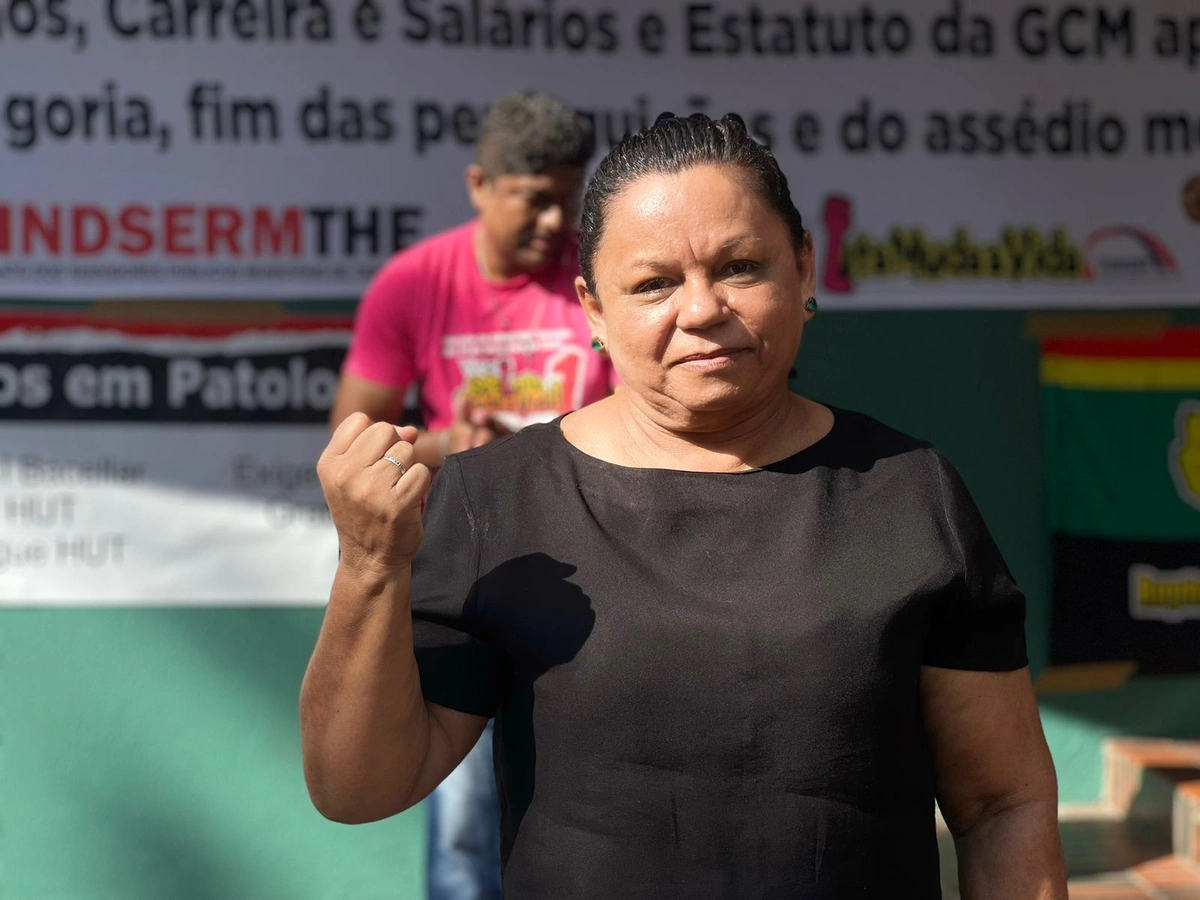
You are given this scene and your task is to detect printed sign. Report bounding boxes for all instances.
[2,1,1200,306]
[0,318,348,605]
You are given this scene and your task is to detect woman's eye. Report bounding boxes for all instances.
[635,278,670,294]
[725,260,759,277]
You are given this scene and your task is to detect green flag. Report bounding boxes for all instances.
[1042,329,1200,674]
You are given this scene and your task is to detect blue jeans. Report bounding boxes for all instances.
[426,720,503,900]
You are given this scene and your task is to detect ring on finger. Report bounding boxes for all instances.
[382,455,407,475]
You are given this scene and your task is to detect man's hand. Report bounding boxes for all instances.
[442,400,513,455]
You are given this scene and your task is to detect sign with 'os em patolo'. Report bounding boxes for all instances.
[0,318,348,605]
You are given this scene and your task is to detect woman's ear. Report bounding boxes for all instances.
[576,276,606,343]
[798,231,817,311]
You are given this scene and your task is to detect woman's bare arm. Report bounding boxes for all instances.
[299,414,487,823]
[922,666,1067,899]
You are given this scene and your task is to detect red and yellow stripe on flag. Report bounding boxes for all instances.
[1041,328,1200,676]
[1042,329,1200,392]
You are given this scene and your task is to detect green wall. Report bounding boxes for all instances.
[3,308,1198,899]
[2,608,423,900]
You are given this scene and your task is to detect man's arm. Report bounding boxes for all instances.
[329,372,406,431]
[921,666,1067,899]
[333,255,464,467]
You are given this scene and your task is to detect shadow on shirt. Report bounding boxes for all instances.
[473,553,597,861]
[415,551,596,846]
[414,552,595,699]
[475,553,596,679]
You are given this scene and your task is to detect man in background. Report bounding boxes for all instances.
[330,91,611,899]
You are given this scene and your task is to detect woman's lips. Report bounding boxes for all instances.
[675,348,749,369]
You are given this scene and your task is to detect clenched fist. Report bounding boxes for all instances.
[317,413,434,575]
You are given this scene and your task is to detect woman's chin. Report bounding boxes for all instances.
[665,379,753,414]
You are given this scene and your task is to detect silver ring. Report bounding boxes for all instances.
[382,455,407,474]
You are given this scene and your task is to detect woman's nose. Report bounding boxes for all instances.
[675,278,728,330]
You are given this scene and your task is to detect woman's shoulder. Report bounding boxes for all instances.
[819,404,936,465]
[820,404,978,504]
[445,422,566,484]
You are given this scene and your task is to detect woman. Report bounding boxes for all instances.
[301,114,1068,898]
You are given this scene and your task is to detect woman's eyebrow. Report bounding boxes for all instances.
[624,256,670,271]
[720,235,763,250]
[624,236,765,269]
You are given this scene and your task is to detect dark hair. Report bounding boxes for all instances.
[476,91,593,177]
[579,113,807,294]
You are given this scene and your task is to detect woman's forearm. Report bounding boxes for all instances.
[954,799,1067,899]
[299,561,431,823]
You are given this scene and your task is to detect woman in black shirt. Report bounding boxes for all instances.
[301,113,1067,899]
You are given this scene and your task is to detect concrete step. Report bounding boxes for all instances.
[940,808,1200,898]
[1106,738,1200,864]
[1176,780,1200,868]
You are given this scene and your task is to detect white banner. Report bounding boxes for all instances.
[1,1,1199,307]
[0,321,347,605]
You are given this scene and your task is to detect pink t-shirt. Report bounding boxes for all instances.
[344,221,614,431]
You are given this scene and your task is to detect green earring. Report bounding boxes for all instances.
[805,297,818,312]
[591,337,605,353]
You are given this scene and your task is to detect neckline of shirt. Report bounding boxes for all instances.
[545,404,842,477]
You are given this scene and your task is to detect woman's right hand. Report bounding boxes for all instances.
[317,413,433,575]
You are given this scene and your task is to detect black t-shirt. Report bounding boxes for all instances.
[410,407,1027,899]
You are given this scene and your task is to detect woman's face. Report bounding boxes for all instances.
[578,164,814,419]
